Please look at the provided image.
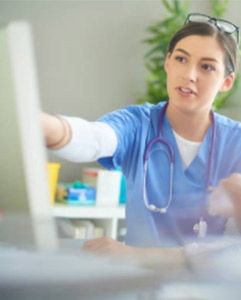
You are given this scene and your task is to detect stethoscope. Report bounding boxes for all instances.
[143,102,216,238]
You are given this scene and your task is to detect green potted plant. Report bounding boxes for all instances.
[138,0,240,110]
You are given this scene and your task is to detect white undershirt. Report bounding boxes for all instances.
[173,130,201,170]
[53,116,201,169]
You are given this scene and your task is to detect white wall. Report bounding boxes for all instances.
[1,0,240,181]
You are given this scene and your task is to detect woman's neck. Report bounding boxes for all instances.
[166,104,212,142]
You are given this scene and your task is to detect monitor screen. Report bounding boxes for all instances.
[0,21,57,251]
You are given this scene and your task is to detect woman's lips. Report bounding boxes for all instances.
[176,86,196,97]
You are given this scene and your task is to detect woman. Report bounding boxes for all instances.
[42,13,240,258]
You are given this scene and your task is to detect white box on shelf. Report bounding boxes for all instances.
[72,220,95,239]
[82,168,122,207]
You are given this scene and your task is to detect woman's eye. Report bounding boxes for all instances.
[175,56,186,63]
[202,64,215,71]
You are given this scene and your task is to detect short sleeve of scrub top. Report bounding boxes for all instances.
[97,103,153,172]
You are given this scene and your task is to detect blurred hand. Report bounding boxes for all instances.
[209,173,241,219]
[208,184,234,218]
[83,237,135,257]
[220,173,241,203]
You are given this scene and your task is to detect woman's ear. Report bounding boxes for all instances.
[219,72,235,92]
[164,52,172,73]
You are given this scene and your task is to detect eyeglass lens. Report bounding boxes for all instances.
[216,20,236,33]
[189,14,235,32]
[188,14,210,23]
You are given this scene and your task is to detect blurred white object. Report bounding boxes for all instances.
[83,168,122,207]
[57,219,76,238]
[74,226,87,240]
[94,227,105,239]
[193,218,207,238]
[72,220,95,239]
[57,219,100,240]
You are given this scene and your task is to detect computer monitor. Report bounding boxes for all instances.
[0,21,57,251]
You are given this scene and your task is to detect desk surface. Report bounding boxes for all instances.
[0,245,163,300]
[1,239,241,300]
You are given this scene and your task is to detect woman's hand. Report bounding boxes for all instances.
[220,173,241,203]
[40,112,71,149]
[208,183,234,218]
[209,173,241,231]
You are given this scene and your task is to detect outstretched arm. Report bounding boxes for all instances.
[83,237,186,268]
[82,236,239,269]
[41,112,117,162]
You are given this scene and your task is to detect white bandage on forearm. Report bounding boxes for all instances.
[52,116,117,163]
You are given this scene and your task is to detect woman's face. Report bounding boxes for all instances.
[165,35,234,114]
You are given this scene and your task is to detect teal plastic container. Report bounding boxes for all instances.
[116,167,126,205]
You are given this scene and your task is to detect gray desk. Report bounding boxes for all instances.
[1,238,241,300]
[0,245,163,300]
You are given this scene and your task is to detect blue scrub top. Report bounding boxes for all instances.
[98,101,241,247]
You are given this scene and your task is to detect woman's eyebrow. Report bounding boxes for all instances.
[175,48,190,56]
[201,57,218,63]
[174,48,218,63]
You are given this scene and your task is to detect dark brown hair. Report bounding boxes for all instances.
[168,22,239,77]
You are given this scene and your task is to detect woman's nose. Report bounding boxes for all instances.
[183,65,198,82]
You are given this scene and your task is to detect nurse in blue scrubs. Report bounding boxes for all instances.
[94,14,240,249]
[43,14,240,257]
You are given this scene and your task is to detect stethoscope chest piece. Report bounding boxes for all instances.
[193,217,208,238]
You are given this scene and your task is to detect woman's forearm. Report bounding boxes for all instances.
[134,247,186,269]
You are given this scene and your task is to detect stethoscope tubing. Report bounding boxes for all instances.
[143,102,216,218]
